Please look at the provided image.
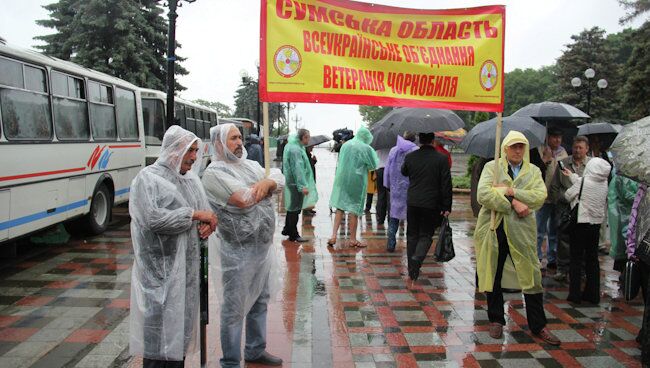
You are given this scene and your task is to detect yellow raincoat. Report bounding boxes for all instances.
[474,131,547,294]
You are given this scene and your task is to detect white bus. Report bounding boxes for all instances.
[140,88,216,170]
[0,41,145,243]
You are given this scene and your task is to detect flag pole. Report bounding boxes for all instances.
[490,112,503,230]
[263,102,270,177]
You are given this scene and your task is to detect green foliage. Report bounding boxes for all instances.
[358,106,393,127]
[193,99,233,118]
[619,0,650,24]
[452,175,470,189]
[503,66,560,116]
[35,0,188,91]
[621,20,650,121]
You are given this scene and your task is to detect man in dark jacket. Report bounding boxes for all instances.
[401,132,453,281]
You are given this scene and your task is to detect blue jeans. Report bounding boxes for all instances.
[387,217,400,250]
[220,281,270,368]
[536,203,558,263]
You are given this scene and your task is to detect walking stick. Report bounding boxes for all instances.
[199,237,208,368]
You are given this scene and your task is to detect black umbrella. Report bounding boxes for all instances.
[370,108,464,149]
[307,134,331,147]
[512,101,590,120]
[610,116,650,185]
[578,122,620,150]
[460,116,546,158]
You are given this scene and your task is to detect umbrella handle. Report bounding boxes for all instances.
[490,113,503,230]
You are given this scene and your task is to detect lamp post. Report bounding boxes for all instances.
[165,0,196,129]
[571,68,607,117]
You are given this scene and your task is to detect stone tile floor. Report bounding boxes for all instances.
[0,149,644,367]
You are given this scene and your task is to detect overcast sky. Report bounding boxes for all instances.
[0,0,644,136]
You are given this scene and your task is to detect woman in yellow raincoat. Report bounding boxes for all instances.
[474,130,560,346]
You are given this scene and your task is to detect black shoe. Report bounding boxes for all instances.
[245,351,283,366]
[409,259,422,281]
[387,247,395,253]
[281,229,289,236]
[289,236,308,243]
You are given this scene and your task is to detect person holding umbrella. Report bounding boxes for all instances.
[474,131,560,345]
[328,126,379,247]
[401,132,452,281]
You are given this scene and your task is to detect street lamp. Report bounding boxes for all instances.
[571,68,607,116]
[165,0,197,129]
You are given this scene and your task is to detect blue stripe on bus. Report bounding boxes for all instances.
[0,199,88,231]
[115,187,130,196]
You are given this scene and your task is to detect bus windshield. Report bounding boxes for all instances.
[142,98,165,145]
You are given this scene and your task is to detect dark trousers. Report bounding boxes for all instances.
[486,224,547,334]
[555,204,571,272]
[568,223,601,303]
[283,188,303,239]
[406,206,440,270]
[143,359,184,368]
[365,193,374,211]
[376,168,388,223]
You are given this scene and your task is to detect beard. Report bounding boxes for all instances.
[233,147,243,158]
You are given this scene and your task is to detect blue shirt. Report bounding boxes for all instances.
[509,161,522,179]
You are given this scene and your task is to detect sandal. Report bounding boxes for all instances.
[327,237,337,246]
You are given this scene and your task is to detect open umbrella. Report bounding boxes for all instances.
[370,108,464,149]
[460,116,546,158]
[307,134,331,147]
[577,122,620,150]
[512,101,590,120]
[610,116,650,185]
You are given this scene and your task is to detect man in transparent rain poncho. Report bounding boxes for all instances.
[129,126,218,368]
[202,124,285,368]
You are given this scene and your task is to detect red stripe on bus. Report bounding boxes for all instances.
[0,167,86,182]
[108,144,141,149]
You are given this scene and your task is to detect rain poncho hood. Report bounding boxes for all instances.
[565,157,611,224]
[202,124,284,348]
[210,123,248,163]
[129,126,210,361]
[608,173,639,260]
[384,136,418,220]
[474,131,547,293]
[282,133,318,211]
[329,126,379,215]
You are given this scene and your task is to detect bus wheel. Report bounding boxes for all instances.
[87,184,112,235]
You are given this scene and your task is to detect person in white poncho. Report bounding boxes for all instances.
[129,126,218,368]
[202,124,285,368]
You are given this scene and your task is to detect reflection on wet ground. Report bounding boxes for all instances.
[0,148,643,367]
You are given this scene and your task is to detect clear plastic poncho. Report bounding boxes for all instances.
[129,126,209,361]
[282,134,317,212]
[474,131,547,294]
[329,126,379,215]
[201,124,284,332]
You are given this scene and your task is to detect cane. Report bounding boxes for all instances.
[199,237,208,368]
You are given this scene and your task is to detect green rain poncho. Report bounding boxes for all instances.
[474,131,547,294]
[283,134,318,212]
[608,173,639,261]
[329,127,379,216]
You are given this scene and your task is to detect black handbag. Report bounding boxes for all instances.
[624,260,641,301]
[434,216,455,262]
[559,178,584,233]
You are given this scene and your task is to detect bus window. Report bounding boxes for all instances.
[186,117,196,137]
[142,98,165,145]
[88,81,116,140]
[115,87,138,140]
[0,59,51,141]
[24,65,47,93]
[174,103,186,128]
[203,121,210,139]
[51,71,89,140]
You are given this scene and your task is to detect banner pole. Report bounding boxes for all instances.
[263,102,270,177]
[490,112,503,230]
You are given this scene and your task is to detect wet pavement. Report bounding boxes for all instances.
[0,147,644,367]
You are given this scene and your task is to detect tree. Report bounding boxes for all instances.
[621,21,650,120]
[233,78,285,133]
[554,27,623,120]
[619,0,650,24]
[503,66,560,116]
[359,106,393,128]
[194,99,233,118]
[35,0,187,91]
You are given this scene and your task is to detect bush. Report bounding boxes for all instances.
[452,175,470,189]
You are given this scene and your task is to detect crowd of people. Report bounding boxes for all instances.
[127,123,650,367]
